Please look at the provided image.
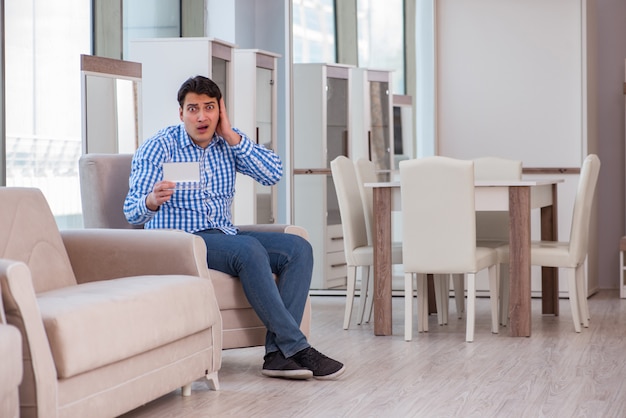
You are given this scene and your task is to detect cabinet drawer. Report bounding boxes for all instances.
[326,224,344,252]
[326,251,347,280]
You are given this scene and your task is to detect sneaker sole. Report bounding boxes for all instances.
[313,364,346,380]
[262,369,313,380]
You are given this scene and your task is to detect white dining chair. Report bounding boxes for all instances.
[355,157,465,326]
[331,156,403,329]
[498,154,600,332]
[473,156,522,326]
[400,156,500,342]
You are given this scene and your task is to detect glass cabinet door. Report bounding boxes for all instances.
[326,76,349,166]
[255,66,276,224]
[369,80,391,176]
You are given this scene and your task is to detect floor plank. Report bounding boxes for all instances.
[120,290,626,417]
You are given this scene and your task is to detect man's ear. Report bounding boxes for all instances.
[179,107,184,121]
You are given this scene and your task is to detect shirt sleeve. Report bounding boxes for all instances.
[123,140,165,225]
[231,128,283,186]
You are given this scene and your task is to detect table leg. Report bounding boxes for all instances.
[373,187,393,336]
[540,184,559,315]
[508,186,532,337]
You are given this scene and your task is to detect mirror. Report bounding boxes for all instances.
[81,54,142,154]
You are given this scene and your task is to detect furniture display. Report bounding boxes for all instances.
[367,176,562,337]
[330,156,402,329]
[0,187,222,418]
[232,49,280,225]
[498,154,600,332]
[293,63,353,289]
[473,156,523,326]
[129,37,235,142]
[78,153,311,350]
[0,323,22,418]
[400,157,499,342]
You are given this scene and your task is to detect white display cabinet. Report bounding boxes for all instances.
[232,49,280,225]
[129,37,235,141]
[293,63,353,290]
[351,68,395,181]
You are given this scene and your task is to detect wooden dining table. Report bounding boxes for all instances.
[366,178,564,337]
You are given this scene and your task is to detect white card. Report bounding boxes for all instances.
[163,162,200,183]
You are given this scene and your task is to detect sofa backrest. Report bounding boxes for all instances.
[0,187,77,292]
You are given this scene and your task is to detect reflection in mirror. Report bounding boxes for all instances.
[80,55,142,154]
[392,94,413,169]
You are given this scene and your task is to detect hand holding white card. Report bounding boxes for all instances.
[163,162,201,188]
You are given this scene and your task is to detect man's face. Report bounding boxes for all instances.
[179,92,220,148]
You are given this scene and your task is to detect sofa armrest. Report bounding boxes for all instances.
[61,229,211,284]
[237,224,309,240]
[0,259,57,415]
[0,323,22,418]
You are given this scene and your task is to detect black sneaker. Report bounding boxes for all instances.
[291,347,345,380]
[261,351,313,380]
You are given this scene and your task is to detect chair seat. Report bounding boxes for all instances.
[37,275,219,378]
[499,241,576,269]
[352,242,403,266]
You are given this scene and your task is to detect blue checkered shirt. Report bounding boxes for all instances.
[123,124,282,234]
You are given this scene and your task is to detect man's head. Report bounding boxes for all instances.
[178,76,222,148]
[177,75,222,107]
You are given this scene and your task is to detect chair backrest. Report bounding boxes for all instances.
[330,156,369,265]
[0,187,77,292]
[78,153,142,229]
[568,154,601,264]
[354,158,378,244]
[473,157,523,241]
[399,156,477,274]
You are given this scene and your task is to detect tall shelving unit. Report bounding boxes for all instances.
[293,63,353,290]
[232,49,280,225]
[129,38,235,143]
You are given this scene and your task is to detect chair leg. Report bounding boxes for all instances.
[488,264,499,334]
[576,265,589,327]
[433,275,446,325]
[182,383,192,397]
[364,267,375,323]
[466,273,476,342]
[357,266,371,325]
[417,273,429,333]
[452,273,464,318]
[405,272,414,341]
[567,268,582,333]
[343,265,357,330]
[499,264,510,326]
[206,371,220,391]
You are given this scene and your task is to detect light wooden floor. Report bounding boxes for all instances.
[121,291,626,418]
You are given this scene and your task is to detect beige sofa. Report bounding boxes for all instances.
[0,323,22,418]
[0,187,222,418]
[79,153,311,349]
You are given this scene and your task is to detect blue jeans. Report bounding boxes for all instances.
[194,229,313,358]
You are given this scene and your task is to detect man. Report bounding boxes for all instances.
[124,75,345,380]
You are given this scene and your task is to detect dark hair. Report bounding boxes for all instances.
[177,75,222,107]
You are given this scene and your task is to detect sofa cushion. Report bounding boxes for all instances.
[36,275,219,379]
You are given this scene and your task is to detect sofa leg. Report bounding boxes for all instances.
[181,383,192,397]
[206,371,220,391]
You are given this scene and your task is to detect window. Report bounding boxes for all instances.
[357,0,405,94]
[122,0,180,60]
[5,0,91,228]
[292,0,336,63]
